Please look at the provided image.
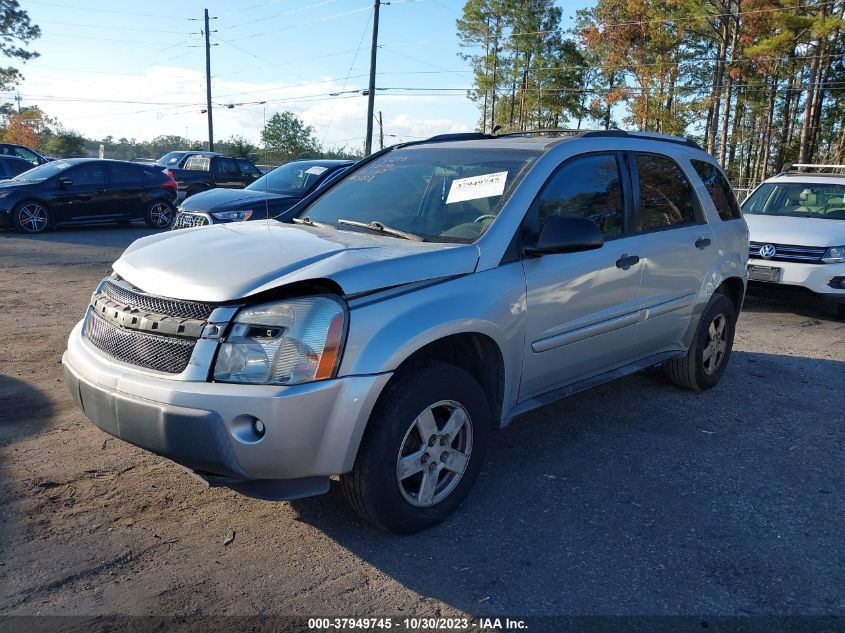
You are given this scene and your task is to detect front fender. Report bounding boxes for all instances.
[339,263,527,421]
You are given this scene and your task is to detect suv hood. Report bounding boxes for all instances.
[113,221,479,302]
[745,213,845,247]
[179,187,295,213]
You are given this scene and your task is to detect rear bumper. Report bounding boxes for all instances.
[63,320,392,497]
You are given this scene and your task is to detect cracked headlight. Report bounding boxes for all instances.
[210,209,253,221]
[213,296,345,385]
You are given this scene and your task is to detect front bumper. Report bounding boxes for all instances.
[63,320,391,497]
[747,257,845,302]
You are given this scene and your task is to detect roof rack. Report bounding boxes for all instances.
[462,128,703,150]
[781,163,845,175]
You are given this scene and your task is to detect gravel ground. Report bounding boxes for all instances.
[0,226,843,622]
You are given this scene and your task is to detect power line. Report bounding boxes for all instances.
[225,0,339,29]
[25,0,192,20]
[228,5,372,41]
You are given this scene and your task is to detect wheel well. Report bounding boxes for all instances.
[392,333,505,428]
[715,277,745,313]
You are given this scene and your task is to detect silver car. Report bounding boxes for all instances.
[62,131,748,533]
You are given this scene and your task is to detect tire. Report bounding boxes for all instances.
[664,293,737,391]
[145,200,175,229]
[341,361,491,534]
[12,200,51,234]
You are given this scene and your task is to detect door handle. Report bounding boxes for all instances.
[695,237,712,249]
[615,254,640,270]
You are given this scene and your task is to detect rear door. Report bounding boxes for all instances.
[628,152,716,355]
[520,152,645,399]
[106,162,146,218]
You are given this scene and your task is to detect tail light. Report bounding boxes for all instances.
[163,169,178,192]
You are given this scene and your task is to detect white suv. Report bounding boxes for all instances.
[742,164,845,319]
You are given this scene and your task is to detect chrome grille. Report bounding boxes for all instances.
[103,280,215,320]
[173,212,210,230]
[84,310,195,374]
[748,241,826,264]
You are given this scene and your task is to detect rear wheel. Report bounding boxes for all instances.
[145,200,175,229]
[342,361,490,534]
[12,200,51,234]
[664,293,737,391]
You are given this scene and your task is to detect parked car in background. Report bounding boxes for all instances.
[62,130,748,533]
[0,143,51,166]
[169,155,262,202]
[741,163,845,319]
[0,158,178,233]
[0,155,37,179]
[155,150,222,169]
[172,159,353,229]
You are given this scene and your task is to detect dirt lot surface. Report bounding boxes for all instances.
[1,226,843,623]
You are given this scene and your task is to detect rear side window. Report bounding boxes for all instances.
[691,160,741,220]
[536,153,625,238]
[635,153,697,230]
[69,163,107,186]
[110,163,144,184]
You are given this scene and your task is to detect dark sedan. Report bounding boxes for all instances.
[0,158,178,234]
[171,158,352,229]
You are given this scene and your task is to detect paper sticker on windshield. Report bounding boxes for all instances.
[446,171,507,204]
[305,166,328,176]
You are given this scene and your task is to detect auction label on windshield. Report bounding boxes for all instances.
[446,171,508,204]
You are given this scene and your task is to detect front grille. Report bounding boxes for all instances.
[103,280,215,320]
[748,241,826,264]
[173,213,210,230]
[84,310,196,374]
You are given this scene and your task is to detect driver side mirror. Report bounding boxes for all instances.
[58,177,73,187]
[523,215,604,257]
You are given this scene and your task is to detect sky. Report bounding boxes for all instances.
[9,0,584,152]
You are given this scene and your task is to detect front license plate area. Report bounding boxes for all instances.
[748,264,782,283]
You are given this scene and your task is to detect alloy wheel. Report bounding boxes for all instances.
[18,203,49,233]
[149,202,173,228]
[396,400,473,507]
[702,313,728,375]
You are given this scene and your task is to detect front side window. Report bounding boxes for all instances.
[297,147,540,243]
[635,153,697,230]
[69,163,107,186]
[214,158,239,177]
[536,153,624,238]
[692,160,741,220]
[237,159,261,178]
[741,182,845,220]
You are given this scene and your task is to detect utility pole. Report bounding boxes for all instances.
[14,92,21,113]
[204,8,214,151]
[364,0,380,156]
[377,111,384,150]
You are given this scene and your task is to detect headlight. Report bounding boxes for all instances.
[210,209,253,221]
[822,246,845,264]
[213,296,345,385]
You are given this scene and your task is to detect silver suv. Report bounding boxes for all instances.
[62,131,748,533]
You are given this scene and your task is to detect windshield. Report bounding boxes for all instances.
[248,161,338,196]
[295,147,540,242]
[742,182,845,220]
[12,160,72,182]
[157,152,184,167]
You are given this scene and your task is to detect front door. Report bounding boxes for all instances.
[51,162,110,223]
[520,152,645,400]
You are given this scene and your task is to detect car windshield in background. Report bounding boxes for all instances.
[295,147,540,243]
[742,182,845,220]
[248,162,334,196]
[12,160,72,182]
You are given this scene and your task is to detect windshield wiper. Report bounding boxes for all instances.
[292,216,335,229]
[337,219,423,241]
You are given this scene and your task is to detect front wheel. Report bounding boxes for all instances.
[664,293,737,391]
[13,200,51,234]
[342,361,491,534]
[145,200,175,229]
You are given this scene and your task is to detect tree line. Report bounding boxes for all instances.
[458,0,845,189]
